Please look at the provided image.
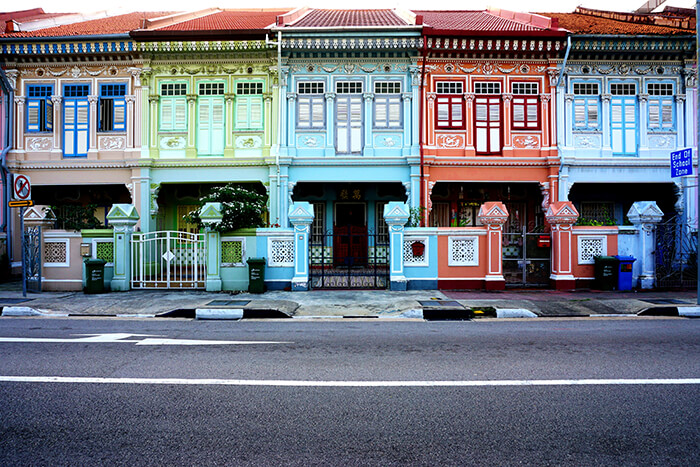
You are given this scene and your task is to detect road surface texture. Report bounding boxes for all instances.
[1,317,699,465]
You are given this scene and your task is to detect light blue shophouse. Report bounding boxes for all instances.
[272,8,423,290]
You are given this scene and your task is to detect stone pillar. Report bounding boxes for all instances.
[545,201,579,290]
[14,96,25,151]
[186,94,197,157]
[128,68,143,150]
[286,92,296,156]
[51,95,63,154]
[540,93,551,148]
[264,92,273,148]
[148,94,159,154]
[199,202,224,292]
[464,93,474,150]
[563,93,574,148]
[363,92,374,156]
[477,202,508,290]
[502,93,513,151]
[383,202,410,291]
[23,206,57,292]
[125,95,136,149]
[627,201,664,289]
[639,93,649,150]
[426,93,436,147]
[106,204,140,291]
[324,92,335,156]
[224,93,235,158]
[402,92,412,156]
[289,202,314,291]
[87,95,98,155]
[601,93,612,154]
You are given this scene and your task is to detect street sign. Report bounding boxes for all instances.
[12,174,31,201]
[8,200,34,208]
[671,148,693,178]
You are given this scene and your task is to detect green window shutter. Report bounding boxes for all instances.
[249,97,263,129]
[174,98,187,131]
[197,98,211,154]
[160,98,173,131]
[236,96,249,129]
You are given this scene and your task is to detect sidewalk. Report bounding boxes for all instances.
[0,280,697,319]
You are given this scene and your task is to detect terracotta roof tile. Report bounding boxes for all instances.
[156,10,285,31]
[416,10,547,33]
[543,12,694,35]
[289,9,408,28]
[1,12,172,38]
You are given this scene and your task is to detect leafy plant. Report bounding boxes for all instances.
[408,206,426,227]
[50,205,102,231]
[185,184,267,233]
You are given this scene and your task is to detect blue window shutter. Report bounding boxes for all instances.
[45,98,53,131]
[113,98,126,131]
[26,100,40,132]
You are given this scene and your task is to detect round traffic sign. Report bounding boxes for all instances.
[14,175,31,201]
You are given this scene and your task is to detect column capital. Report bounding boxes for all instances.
[627,201,663,225]
[501,93,513,103]
[601,93,612,103]
[638,93,649,103]
[426,92,437,102]
[263,92,273,103]
[401,92,412,102]
[14,96,26,105]
[125,95,136,104]
[564,93,574,103]
[675,93,687,103]
[286,92,297,102]
[539,93,551,103]
[186,94,197,104]
[324,92,336,102]
[50,95,63,105]
[463,93,475,103]
[88,95,99,105]
[224,93,236,103]
[363,92,374,102]
[148,94,160,104]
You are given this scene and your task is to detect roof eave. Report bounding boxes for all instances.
[130,29,270,41]
[0,33,131,42]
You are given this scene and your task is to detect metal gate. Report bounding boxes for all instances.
[131,231,206,289]
[309,226,389,289]
[23,226,42,293]
[655,216,697,289]
[502,224,551,286]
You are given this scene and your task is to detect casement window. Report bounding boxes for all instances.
[610,82,637,155]
[435,81,464,129]
[63,84,90,157]
[297,81,325,129]
[235,81,264,130]
[160,82,187,132]
[197,82,225,155]
[374,81,402,129]
[336,81,363,154]
[474,82,502,154]
[26,85,53,133]
[647,82,674,131]
[311,202,326,246]
[572,82,600,130]
[98,83,126,132]
[511,82,539,130]
[375,202,389,245]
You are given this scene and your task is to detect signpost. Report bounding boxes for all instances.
[670,148,693,178]
[8,174,32,297]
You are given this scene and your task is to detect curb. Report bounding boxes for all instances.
[638,306,700,317]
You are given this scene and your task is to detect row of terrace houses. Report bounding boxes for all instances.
[0,6,696,292]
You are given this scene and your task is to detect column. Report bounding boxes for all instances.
[627,201,664,289]
[409,66,421,154]
[199,202,224,292]
[324,92,335,156]
[51,95,63,155]
[148,94,159,155]
[288,202,314,291]
[14,96,25,151]
[186,94,197,157]
[286,92,296,156]
[601,93,612,153]
[128,68,143,151]
[563,93,574,148]
[464,93,475,151]
[675,93,686,148]
[502,93,513,151]
[477,202,509,290]
[545,201,579,290]
[23,205,57,292]
[125,95,136,149]
[87,95,98,156]
[426,93,436,147]
[224,93,235,158]
[138,68,150,158]
[383,202,410,291]
[363,92,374,156]
[402,92,412,156]
[540,93,551,149]
[264,92,273,149]
[638,93,649,154]
[105,204,140,291]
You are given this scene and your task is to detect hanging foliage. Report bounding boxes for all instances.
[186,184,267,233]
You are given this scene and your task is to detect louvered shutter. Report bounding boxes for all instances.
[210,98,225,155]
[113,98,126,131]
[311,97,324,128]
[475,97,500,154]
[174,98,187,131]
[336,99,349,153]
[27,100,40,132]
[160,99,173,130]
[661,101,673,129]
[349,97,362,153]
[75,100,89,155]
[197,98,211,154]
[375,97,388,127]
[388,98,401,128]
[611,97,636,154]
[45,99,53,131]
[63,99,89,156]
[298,97,311,128]
[249,97,263,129]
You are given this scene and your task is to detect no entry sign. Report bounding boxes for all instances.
[12,174,31,201]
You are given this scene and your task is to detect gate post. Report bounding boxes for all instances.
[106,204,140,291]
[477,202,509,290]
[627,201,663,289]
[545,201,579,290]
[383,202,410,291]
[289,202,314,291]
[22,205,57,293]
[200,202,224,292]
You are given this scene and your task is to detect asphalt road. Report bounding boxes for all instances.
[1,317,699,465]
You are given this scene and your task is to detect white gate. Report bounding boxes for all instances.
[131,231,206,289]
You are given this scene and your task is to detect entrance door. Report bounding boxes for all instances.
[334,203,366,266]
[502,203,550,286]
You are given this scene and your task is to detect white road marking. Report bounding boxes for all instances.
[0,376,699,387]
[0,333,290,346]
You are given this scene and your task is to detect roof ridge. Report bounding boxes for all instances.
[5,9,124,33]
[574,6,695,30]
[486,8,553,30]
[140,8,221,30]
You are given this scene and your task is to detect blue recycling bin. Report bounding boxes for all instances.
[614,255,636,291]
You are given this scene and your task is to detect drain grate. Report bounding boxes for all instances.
[642,299,688,305]
[206,300,251,307]
[418,300,463,308]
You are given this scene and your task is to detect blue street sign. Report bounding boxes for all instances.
[671,148,693,178]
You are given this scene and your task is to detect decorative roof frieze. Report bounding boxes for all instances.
[426,60,550,75]
[572,37,693,53]
[564,62,684,77]
[427,37,563,53]
[1,40,133,56]
[17,64,131,79]
[148,63,273,76]
[289,62,410,74]
[282,37,421,50]
[137,40,270,53]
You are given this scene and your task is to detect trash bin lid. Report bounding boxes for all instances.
[614,255,636,262]
[84,258,107,265]
[593,255,617,261]
[246,257,266,265]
